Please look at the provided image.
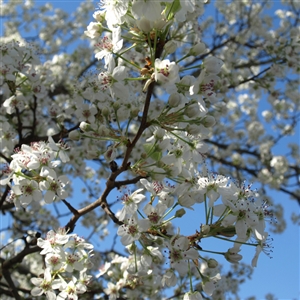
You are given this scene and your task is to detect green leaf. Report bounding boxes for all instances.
[164,0,181,21]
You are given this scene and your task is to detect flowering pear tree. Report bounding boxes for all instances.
[0,0,299,299]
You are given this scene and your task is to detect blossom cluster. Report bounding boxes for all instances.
[0,137,70,209]
[31,228,94,300]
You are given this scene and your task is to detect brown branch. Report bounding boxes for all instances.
[64,167,125,232]
[115,176,145,189]
[62,199,79,215]
[2,245,40,269]
[0,185,11,210]
[2,269,21,300]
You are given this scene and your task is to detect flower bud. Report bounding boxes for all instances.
[101,106,110,117]
[224,248,243,263]
[68,130,81,140]
[154,128,165,140]
[80,121,92,132]
[130,108,139,118]
[189,42,206,56]
[201,224,210,235]
[168,92,182,107]
[207,258,218,268]
[175,208,186,218]
[93,11,105,22]
[164,40,178,54]
[84,22,103,39]
[186,124,201,135]
[136,18,152,33]
[113,101,121,110]
[184,103,200,118]
[202,115,216,128]
[203,56,223,74]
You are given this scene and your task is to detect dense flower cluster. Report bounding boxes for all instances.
[1,0,298,299]
[1,137,70,209]
[31,228,94,300]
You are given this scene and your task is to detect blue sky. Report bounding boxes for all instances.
[1,1,299,299]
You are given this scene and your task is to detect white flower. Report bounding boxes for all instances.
[175,0,196,22]
[39,167,69,204]
[104,282,120,300]
[224,247,243,263]
[143,202,167,224]
[37,229,70,255]
[75,103,98,123]
[183,291,203,300]
[118,188,146,221]
[131,0,162,21]
[84,22,102,39]
[162,269,177,287]
[98,56,129,99]
[16,179,43,207]
[189,69,220,97]
[251,231,270,267]
[0,121,16,152]
[63,253,85,272]
[95,28,123,62]
[45,252,64,270]
[166,235,199,276]
[56,276,87,300]
[203,56,223,74]
[48,136,70,163]
[31,268,58,300]
[154,59,180,86]
[100,0,129,29]
[96,262,111,278]
[2,94,25,114]
[189,42,207,56]
[117,213,150,246]
[197,174,229,207]
[0,160,21,186]
[202,273,221,296]
[270,155,288,173]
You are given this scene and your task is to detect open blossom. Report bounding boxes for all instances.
[104,282,120,300]
[100,0,129,29]
[13,179,43,207]
[175,0,196,22]
[117,213,150,246]
[39,167,69,204]
[166,235,199,276]
[251,231,271,267]
[143,202,167,225]
[118,188,146,221]
[75,102,98,123]
[198,174,229,207]
[56,276,87,300]
[98,55,129,99]
[95,28,123,62]
[154,59,180,86]
[10,142,60,171]
[162,269,177,287]
[48,136,70,163]
[2,93,25,114]
[37,229,71,255]
[31,268,59,300]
